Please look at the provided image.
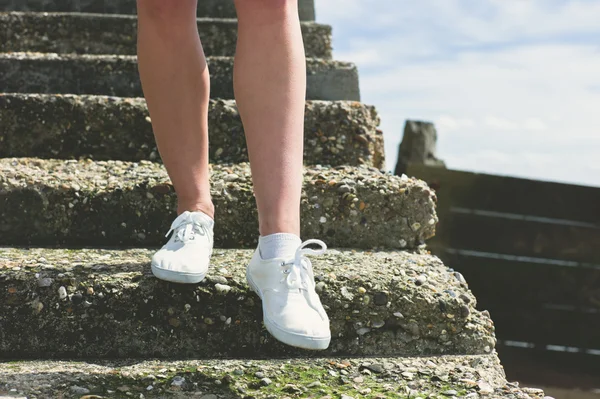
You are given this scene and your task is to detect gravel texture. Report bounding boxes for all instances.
[0,158,436,248]
[0,53,360,101]
[0,0,317,20]
[0,356,545,399]
[0,247,495,358]
[0,94,384,168]
[0,12,332,58]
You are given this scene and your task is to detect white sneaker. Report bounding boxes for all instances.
[246,239,331,350]
[151,211,214,284]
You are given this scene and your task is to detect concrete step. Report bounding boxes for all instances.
[0,356,545,399]
[0,12,332,58]
[0,94,383,168]
[0,0,317,21]
[0,159,435,249]
[0,247,495,359]
[0,53,359,101]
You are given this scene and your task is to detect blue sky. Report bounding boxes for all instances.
[315,0,600,187]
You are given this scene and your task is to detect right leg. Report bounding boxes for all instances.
[137,0,213,217]
[138,0,214,284]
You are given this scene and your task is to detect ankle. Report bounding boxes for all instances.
[258,233,301,260]
[177,201,215,220]
[259,216,300,237]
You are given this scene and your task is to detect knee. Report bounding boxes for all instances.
[234,0,296,20]
[137,0,196,25]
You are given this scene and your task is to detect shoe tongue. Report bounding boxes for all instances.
[173,211,214,228]
[172,211,192,227]
[189,211,214,228]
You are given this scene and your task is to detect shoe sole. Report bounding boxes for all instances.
[246,271,331,350]
[151,262,207,284]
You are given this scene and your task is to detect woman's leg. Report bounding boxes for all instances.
[237,0,331,351]
[137,0,214,218]
[233,0,306,236]
[138,0,215,285]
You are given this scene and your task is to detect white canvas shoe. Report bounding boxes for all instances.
[151,211,214,284]
[246,239,331,350]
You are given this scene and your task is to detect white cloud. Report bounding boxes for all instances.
[315,0,600,187]
[484,116,517,131]
[317,0,600,45]
[437,116,476,132]
[524,118,547,131]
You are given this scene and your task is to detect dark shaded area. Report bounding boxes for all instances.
[498,345,600,391]
[408,163,600,390]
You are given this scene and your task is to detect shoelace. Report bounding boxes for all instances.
[280,239,327,289]
[165,215,208,243]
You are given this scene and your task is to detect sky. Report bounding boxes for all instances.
[314,0,600,187]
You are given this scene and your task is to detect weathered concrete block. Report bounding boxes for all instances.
[0,355,540,399]
[395,120,446,176]
[0,94,384,168]
[0,53,360,101]
[0,0,317,21]
[0,159,435,248]
[0,247,495,358]
[0,12,331,58]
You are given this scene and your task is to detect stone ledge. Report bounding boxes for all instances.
[0,159,436,248]
[0,53,360,101]
[0,12,331,58]
[0,356,544,399]
[0,247,495,359]
[0,94,384,168]
[0,0,317,21]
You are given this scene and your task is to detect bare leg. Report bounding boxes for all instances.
[137,0,214,218]
[237,2,330,351]
[233,0,306,236]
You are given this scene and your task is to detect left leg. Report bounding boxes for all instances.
[137,0,215,284]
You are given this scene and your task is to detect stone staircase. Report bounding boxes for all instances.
[0,1,545,398]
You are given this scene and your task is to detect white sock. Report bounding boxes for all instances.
[258,233,302,260]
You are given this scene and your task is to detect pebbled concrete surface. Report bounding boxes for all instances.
[0,0,317,21]
[0,158,437,248]
[0,247,494,358]
[0,94,384,168]
[0,12,331,58]
[0,53,361,101]
[0,356,545,399]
